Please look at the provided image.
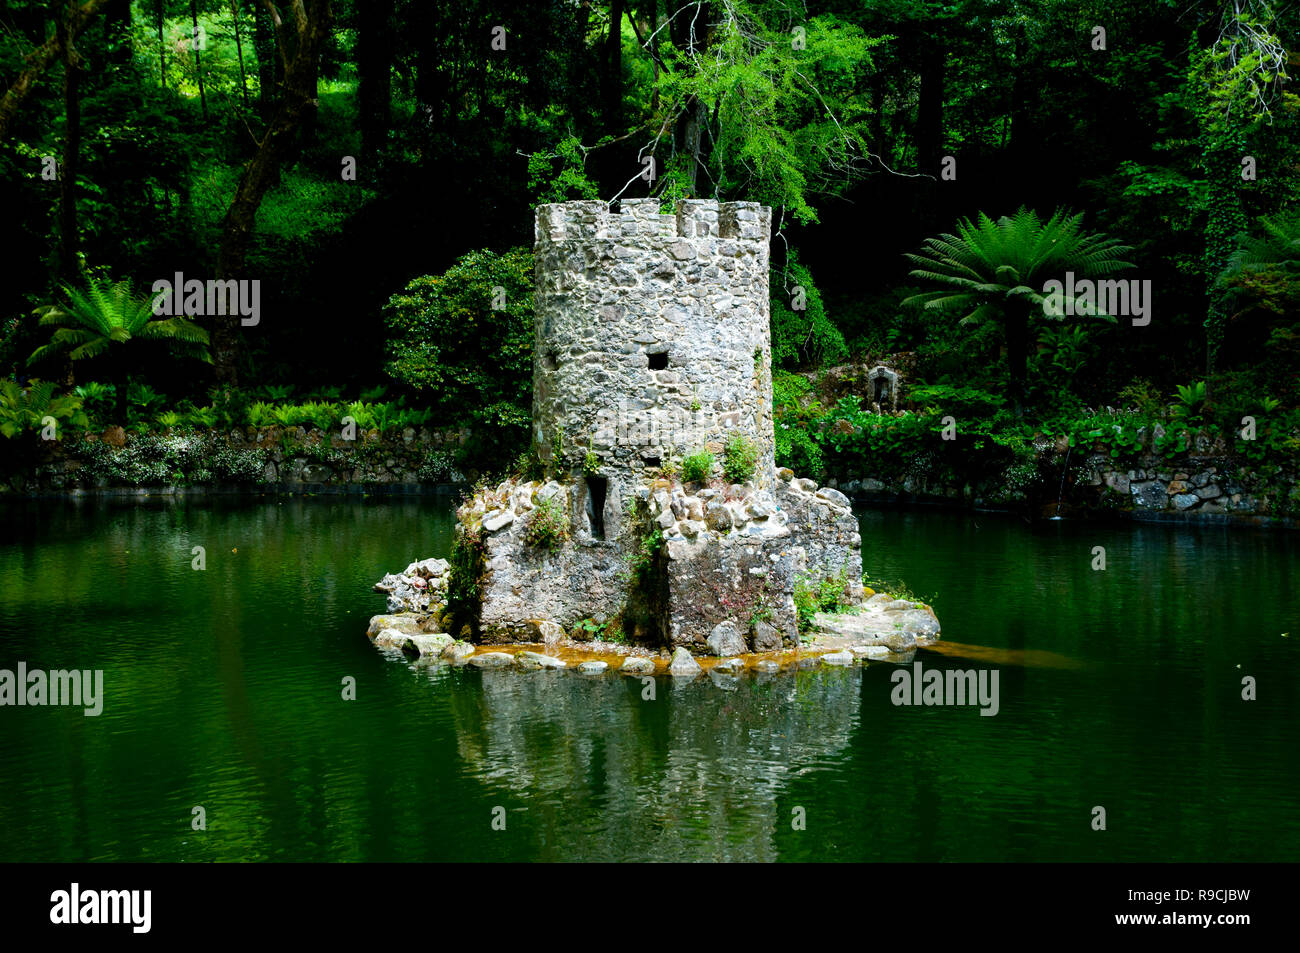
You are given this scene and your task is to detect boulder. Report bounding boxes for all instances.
[752,620,783,652]
[620,656,656,675]
[706,620,747,657]
[517,651,567,670]
[668,647,702,677]
[405,633,453,656]
[366,614,423,639]
[899,609,941,640]
[442,641,475,663]
[468,652,516,669]
[577,660,609,674]
[704,502,733,532]
[815,487,851,509]
[822,650,855,666]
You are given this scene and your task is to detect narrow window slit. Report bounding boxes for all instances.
[586,476,607,539]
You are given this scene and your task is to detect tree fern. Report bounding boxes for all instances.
[904,208,1134,407]
[29,278,212,368]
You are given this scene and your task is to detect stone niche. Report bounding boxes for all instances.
[867,365,900,412]
[450,199,864,653]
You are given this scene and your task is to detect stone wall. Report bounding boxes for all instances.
[831,451,1298,525]
[8,425,469,494]
[532,197,776,525]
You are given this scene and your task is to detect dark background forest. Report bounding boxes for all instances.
[2,0,1297,484]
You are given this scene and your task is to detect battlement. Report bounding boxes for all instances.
[535,198,771,246]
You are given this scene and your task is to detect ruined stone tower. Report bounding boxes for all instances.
[533,198,777,532]
[453,199,862,653]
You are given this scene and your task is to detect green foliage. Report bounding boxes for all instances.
[382,248,533,459]
[770,249,847,368]
[793,567,853,632]
[654,4,883,223]
[621,522,664,589]
[210,386,251,430]
[681,448,715,483]
[904,208,1134,402]
[582,438,600,476]
[1171,381,1208,424]
[29,278,210,368]
[1116,378,1166,417]
[72,433,267,486]
[522,494,570,551]
[722,434,759,483]
[73,382,117,424]
[528,136,600,203]
[0,380,89,439]
[446,531,486,634]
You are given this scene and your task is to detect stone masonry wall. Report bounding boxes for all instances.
[532,198,776,531]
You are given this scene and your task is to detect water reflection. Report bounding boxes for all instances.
[436,666,862,861]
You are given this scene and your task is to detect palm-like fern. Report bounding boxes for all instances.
[29,278,212,367]
[1222,210,1300,275]
[904,208,1134,404]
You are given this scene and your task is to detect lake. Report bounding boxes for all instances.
[0,496,1296,861]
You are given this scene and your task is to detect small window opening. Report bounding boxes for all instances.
[643,456,661,469]
[648,351,668,370]
[586,476,608,539]
[873,377,888,403]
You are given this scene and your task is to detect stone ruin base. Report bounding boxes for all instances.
[442,466,865,655]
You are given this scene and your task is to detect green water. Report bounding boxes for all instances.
[0,497,1296,862]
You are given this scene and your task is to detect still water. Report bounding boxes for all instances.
[0,497,1296,861]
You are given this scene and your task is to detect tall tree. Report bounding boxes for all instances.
[0,0,112,140]
[56,0,83,284]
[357,0,393,153]
[213,0,333,385]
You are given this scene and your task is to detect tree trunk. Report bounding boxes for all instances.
[157,0,166,87]
[106,0,132,64]
[1005,307,1029,412]
[213,0,333,386]
[56,5,82,286]
[190,0,207,120]
[231,0,251,112]
[0,0,112,141]
[252,1,278,111]
[603,0,624,132]
[357,0,393,153]
[917,38,944,173]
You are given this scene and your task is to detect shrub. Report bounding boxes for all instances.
[794,569,853,632]
[248,401,277,427]
[0,380,88,439]
[523,494,570,551]
[722,434,759,483]
[775,424,823,477]
[681,448,715,483]
[769,248,848,369]
[382,247,532,433]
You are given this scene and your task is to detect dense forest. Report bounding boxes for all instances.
[1,0,1297,499]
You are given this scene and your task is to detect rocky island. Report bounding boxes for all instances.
[367,199,941,674]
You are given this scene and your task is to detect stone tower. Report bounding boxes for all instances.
[453,199,862,652]
[533,198,777,539]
